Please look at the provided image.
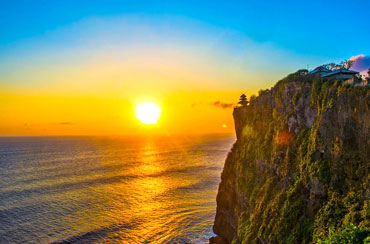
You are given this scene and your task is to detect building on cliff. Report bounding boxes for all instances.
[307,66,368,87]
[307,66,331,77]
[321,68,359,85]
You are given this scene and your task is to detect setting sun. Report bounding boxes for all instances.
[135,102,161,125]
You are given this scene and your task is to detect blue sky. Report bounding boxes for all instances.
[1,0,370,136]
[1,0,370,93]
[1,0,369,58]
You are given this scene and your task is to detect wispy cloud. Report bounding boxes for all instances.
[56,122,74,125]
[210,101,234,109]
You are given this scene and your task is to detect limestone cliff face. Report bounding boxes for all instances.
[212,72,370,244]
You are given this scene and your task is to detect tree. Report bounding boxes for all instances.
[338,59,354,70]
[322,61,354,71]
[345,60,354,70]
[238,94,248,106]
[322,63,337,71]
[356,73,363,81]
[317,225,370,244]
[368,68,370,77]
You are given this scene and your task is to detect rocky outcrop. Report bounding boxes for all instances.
[212,71,370,243]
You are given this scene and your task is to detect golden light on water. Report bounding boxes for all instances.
[135,102,161,125]
[0,135,234,243]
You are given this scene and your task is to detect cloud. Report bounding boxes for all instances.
[56,122,74,125]
[211,101,234,109]
[350,54,370,76]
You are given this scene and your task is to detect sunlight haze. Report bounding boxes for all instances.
[1,1,369,136]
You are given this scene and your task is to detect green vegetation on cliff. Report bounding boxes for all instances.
[213,70,370,244]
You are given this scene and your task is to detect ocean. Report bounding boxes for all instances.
[0,135,235,244]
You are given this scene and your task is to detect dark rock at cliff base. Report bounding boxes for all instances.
[209,235,228,244]
[212,71,370,243]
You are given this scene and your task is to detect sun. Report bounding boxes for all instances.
[135,102,161,125]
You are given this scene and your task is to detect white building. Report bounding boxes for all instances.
[321,69,359,85]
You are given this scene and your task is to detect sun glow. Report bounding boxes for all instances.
[135,102,161,125]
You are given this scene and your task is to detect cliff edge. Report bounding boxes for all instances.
[212,71,370,243]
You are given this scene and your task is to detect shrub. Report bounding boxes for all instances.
[317,224,370,244]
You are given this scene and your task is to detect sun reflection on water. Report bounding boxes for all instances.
[0,135,235,243]
[92,138,209,243]
[136,142,165,176]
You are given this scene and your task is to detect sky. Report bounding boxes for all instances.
[1,0,370,136]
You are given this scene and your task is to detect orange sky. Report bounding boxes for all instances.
[0,90,244,136]
[0,16,323,136]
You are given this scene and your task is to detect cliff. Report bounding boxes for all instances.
[212,71,370,243]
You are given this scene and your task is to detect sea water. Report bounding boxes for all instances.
[0,135,234,244]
